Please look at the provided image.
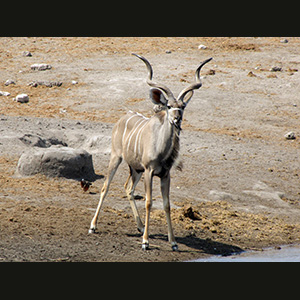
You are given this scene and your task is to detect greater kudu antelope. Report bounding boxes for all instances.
[89,53,212,251]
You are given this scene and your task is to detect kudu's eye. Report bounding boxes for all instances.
[167,105,171,109]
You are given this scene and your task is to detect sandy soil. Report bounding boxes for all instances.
[1,37,300,261]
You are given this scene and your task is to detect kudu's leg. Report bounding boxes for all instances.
[142,168,153,250]
[124,167,144,233]
[160,173,178,251]
[89,154,122,233]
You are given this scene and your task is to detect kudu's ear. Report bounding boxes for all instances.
[182,90,194,106]
[149,88,168,105]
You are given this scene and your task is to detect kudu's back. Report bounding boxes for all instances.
[111,109,177,177]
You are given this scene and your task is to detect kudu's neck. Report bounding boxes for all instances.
[154,110,180,171]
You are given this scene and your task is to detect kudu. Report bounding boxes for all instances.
[89,53,212,251]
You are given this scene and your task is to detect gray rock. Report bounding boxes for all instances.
[252,181,270,191]
[243,190,287,204]
[198,44,207,50]
[270,66,282,72]
[284,131,296,140]
[243,181,288,208]
[0,91,10,96]
[17,146,96,180]
[5,79,15,86]
[15,94,29,103]
[23,51,32,57]
[82,135,111,154]
[19,134,47,148]
[19,133,68,148]
[28,80,62,87]
[31,63,52,71]
[209,190,238,201]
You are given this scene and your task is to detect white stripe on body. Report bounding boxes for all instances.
[134,119,148,156]
[122,114,137,145]
[126,118,147,154]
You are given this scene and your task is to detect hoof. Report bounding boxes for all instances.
[88,227,96,234]
[142,243,149,251]
[172,244,178,251]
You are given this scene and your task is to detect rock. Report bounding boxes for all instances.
[15,94,29,103]
[207,69,216,75]
[270,66,282,72]
[252,181,270,191]
[243,190,286,204]
[243,181,288,208]
[28,80,62,87]
[5,79,15,86]
[23,51,32,57]
[19,134,47,148]
[16,146,96,180]
[71,80,78,85]
[82,135,111,154]
[219,82,227,87]
[280,39,288,43]
[247,71,257,77]
[284,131,296,140]
[19,133,68,148]
[286,68,298,73]
[209,190,237,201]
[165,50,172,54]
[0,91,10,96]
[198,44,207,50]
[31,63,52,71]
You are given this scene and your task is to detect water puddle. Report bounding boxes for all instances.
[191,244,300,262]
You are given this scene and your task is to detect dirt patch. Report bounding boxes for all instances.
[1,187,299,261]
[1,37,300,261]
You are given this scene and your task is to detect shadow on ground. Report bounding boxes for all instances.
[150,233,244,257]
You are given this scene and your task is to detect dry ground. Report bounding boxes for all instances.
[1,37,300,261]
